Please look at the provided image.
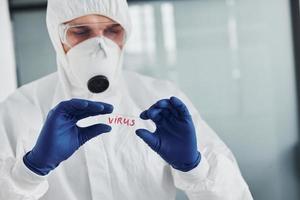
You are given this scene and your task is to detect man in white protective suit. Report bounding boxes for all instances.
[0,0,254,199]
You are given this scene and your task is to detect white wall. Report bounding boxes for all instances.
[0,0,17,102]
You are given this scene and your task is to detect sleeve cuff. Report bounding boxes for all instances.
[11,157,49,193]
[171,156,210,183]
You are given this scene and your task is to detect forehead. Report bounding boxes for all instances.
[66,14,117,25]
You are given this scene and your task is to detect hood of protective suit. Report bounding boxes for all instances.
[46,0,131,99]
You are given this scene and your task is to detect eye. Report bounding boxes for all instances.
[105,25,123,35]
[70,27,92,36]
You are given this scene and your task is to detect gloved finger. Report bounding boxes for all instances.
[140,109,171,124]
[57,99,114,120]
[74,102,113,120]
[140,110,150,120]
[136,129,160,152]
[140,101,161,119]
[170,96,191,117]
[140,99,176,120]
[71,99,114,115]
[143,99,168,113]
[54,98,89,113]
[78,124,112,145]
[147,108,163,123]
[155,99,179,117]
[155,99,170,108]
[161,109,171,118]
[140,108,164,123]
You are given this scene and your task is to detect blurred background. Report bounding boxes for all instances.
[1,0,300,199]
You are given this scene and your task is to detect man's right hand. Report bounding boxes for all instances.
[23,98,113,176]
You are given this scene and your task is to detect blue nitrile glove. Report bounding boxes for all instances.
[136,96,201,172]
[23,98,113,176]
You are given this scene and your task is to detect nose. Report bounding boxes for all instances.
[95,29,105,37]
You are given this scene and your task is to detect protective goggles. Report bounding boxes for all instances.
[59,22,126,48]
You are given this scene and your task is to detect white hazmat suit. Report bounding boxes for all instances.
[0,0,253,199]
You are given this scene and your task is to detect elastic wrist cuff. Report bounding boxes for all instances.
[172,155,210,182]
[12,156,48,192]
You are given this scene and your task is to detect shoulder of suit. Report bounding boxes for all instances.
[0,72,58,117]
[18,72,58,97]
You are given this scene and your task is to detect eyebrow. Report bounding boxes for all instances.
[107,24,122,28]
[68,21,119,25]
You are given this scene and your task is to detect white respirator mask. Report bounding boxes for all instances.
[66,37,122,94]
